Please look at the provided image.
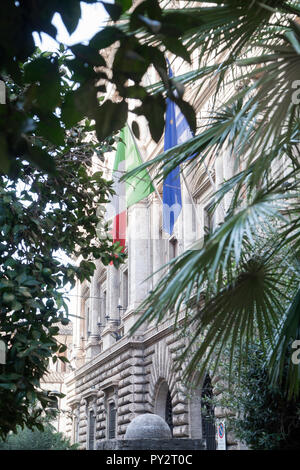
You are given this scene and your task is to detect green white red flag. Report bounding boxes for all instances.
[106,125,154,249]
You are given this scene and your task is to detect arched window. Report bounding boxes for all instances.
[154,380,173,436]
[201,374,216,450]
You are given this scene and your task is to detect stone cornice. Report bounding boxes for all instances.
[65,337,144,385]
[66,313,186,387]
[98,380,119,392]
[68,394,81,407]
[81,387,98,400]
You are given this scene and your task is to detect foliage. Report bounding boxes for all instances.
[0,49,125,439]
[0,418,78,450]
[123,0,300,399]
[0,0,195,175]
[211,344,300,450]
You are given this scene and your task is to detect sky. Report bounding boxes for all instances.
[33,2,109,52]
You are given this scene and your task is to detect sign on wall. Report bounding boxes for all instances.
[217,420,226,450]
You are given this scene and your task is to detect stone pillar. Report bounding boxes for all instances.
[182,167,197,250]
[124,199,150,334]
[85,273,101,360]
[223,146,235,214]
[214,152,224,227]
[101,264,120,350]
[72,279,84,366]
[150,193,163,289]
[107,265,120,321]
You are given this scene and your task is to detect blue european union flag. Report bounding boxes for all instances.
[162,62,194,235]
[162,95,182,235]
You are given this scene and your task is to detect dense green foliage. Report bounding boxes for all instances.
[0,420,78,450]
[0,48,125,439]
[212,345,300,450]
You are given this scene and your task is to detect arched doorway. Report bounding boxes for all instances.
[154,380,173,436]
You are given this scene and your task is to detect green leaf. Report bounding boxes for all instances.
[101,1,123,21]
[61,82,98,128]
[162,37,191,64]
[26,147,56,174]
[89,26,125,50]
[116,0,132,12]
[58,1,82,36]
[173,97,196,136]
[125,85,148,100]
[0,134,10,173]
[134,95,165,143]
[70,44,106,67]
[24,58,61,111]
[269,288,300,399]
[112,38,150,86]
[95,99,128,142]
[61,91,84,128]
[131,120,140,140]
[36,114,65,146]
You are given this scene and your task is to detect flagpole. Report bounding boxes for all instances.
[127,123,163,205]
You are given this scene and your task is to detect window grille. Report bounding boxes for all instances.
[88,410,95,450]
[165,390,173,436]
[108,402,116,439]
[201,374,216,450]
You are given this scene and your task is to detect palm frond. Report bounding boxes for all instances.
[268,287,300,399]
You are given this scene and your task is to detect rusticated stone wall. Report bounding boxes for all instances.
[65,319,199,448]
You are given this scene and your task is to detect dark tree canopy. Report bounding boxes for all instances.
[0,0,195,176]
[0,46,125,438]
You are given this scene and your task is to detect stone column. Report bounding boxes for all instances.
[214,152,224,227]
[124,199,150,334]
[101,264,120,350]
[223,146,235,214]
[107,264,120,321]
[72,279,84,366]
[182,167,197,250]
[85,272,101,360]
[150,193,163,289]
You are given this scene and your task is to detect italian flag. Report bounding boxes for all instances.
[107,125,154,249]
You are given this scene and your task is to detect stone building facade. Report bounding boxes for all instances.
[63,33,244,450]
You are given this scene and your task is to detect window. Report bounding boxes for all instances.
[102,290,107,324]
[165,390,173,437]
[154,380,173,436]
[97,281,101,312]
[75,416,79,443]
[108,401,116,439]
[84,297,90,339]
[122,270,128,310]
[73,408,80,444]
[169,237,178,260]
[88,410,96,450]
[203,202,215,236]
[201,374,216,450]
[192,202,197,233]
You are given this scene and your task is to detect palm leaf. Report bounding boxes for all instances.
[268,287,300,399]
